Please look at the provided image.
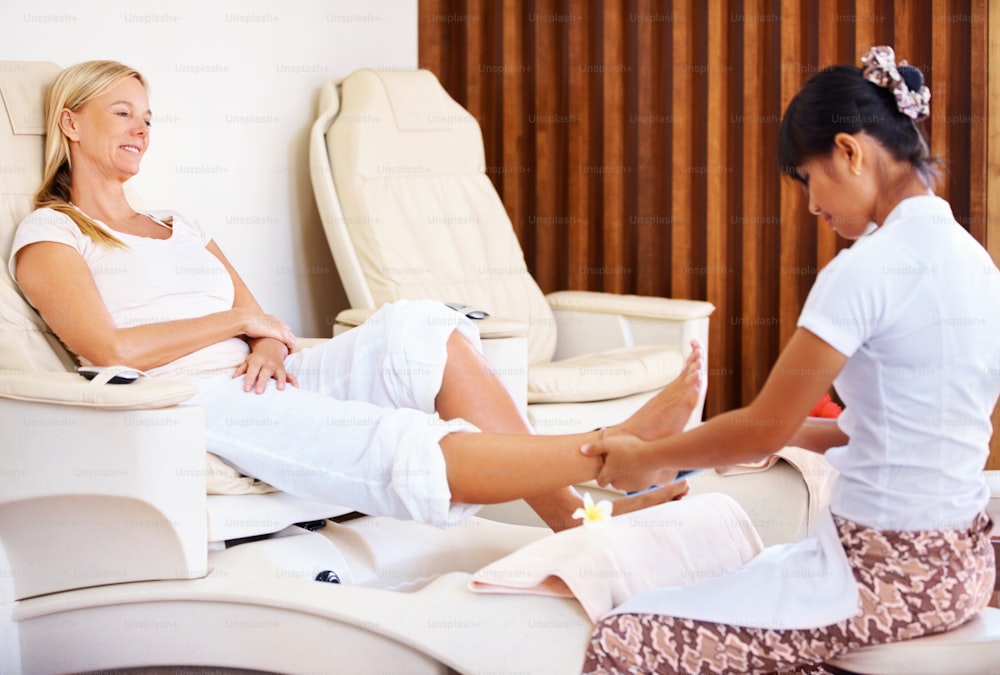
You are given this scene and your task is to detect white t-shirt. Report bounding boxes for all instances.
[9,207,250,379]
[798,195,1000,531]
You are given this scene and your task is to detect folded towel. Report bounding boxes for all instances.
[716,446,837,535]
[205,452,277,495]
[468,493,764,622]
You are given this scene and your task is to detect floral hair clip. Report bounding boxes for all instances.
[860,45,930,121]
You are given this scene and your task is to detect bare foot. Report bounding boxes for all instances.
[610,340,704,442]
[526,488,593,532]
[610,480,689,516]
[532,482,690,532]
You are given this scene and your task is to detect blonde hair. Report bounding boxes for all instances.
[34,60,148,248]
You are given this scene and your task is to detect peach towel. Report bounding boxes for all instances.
[468,493,764,622]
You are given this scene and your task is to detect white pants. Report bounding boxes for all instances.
[189,300,482,527]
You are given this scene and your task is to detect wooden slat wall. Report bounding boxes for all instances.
[989,0,1000,471]
[419,0,998,465]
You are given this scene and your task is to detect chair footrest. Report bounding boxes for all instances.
[825,607,1000,675]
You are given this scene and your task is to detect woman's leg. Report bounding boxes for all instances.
[434,330,703,518]
[193,374,483,527]
[283,299,702,524]
[434,331,704,442]
[430,331,588,527]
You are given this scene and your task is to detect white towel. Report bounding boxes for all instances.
[612,506,860,629]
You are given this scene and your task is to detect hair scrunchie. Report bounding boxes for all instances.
[860,45,931,121]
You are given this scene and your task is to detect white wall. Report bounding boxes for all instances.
[0,0,418,337]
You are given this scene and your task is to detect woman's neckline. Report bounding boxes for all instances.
[69,203,174,241]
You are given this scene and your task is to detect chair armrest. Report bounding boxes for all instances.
[471,315,529,339]
[545,291,714,361]
[0,371,196,409]
[294,337,332,351]
[333,308,528,339]
[0,396,208,601]
[332,307,378,331]
[545,290,714,320]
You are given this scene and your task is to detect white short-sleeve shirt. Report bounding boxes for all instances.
[9,207,249,379]
[798,195,1000,531]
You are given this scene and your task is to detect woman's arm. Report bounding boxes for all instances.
[204,240,298,393]
[13,241,294,372]
[585,328,848,491]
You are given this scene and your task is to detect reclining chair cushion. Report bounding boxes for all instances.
[328,69,560,366]
[0,60,79,374]
[527,346,683,404]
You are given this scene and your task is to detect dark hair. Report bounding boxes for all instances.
[778,64,938,187]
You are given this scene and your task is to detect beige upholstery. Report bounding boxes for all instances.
[310,68,715,434]
[322,69,558,365]
[0,61,78,373]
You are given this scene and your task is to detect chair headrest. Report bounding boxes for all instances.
[0,61,58,204]
[0,61,58,136]
[332,68,485,179]
[376,69,476,131]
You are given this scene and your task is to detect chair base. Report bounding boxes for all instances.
[6,517,593,675]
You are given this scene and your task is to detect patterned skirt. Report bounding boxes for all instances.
[584,512,995,674]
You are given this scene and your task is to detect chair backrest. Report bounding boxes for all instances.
[0,60,76,373]
[322,68,558,365]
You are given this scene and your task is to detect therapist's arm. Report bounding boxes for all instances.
[787,417,849,454]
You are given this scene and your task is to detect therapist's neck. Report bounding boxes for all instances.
[870,161,933,226]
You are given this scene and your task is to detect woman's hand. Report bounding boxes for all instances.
[581,433,676,493]
[233,337,298,394]
[235,309,296,354]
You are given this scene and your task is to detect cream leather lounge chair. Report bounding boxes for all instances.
[309,67,716,437]
[0,58,586,675]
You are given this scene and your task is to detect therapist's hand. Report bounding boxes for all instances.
[581,433,676,493]
[234,337,298,394]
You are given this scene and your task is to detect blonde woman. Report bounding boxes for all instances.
[10,60,699,531]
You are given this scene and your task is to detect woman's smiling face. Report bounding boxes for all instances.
[61,76,151,182]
